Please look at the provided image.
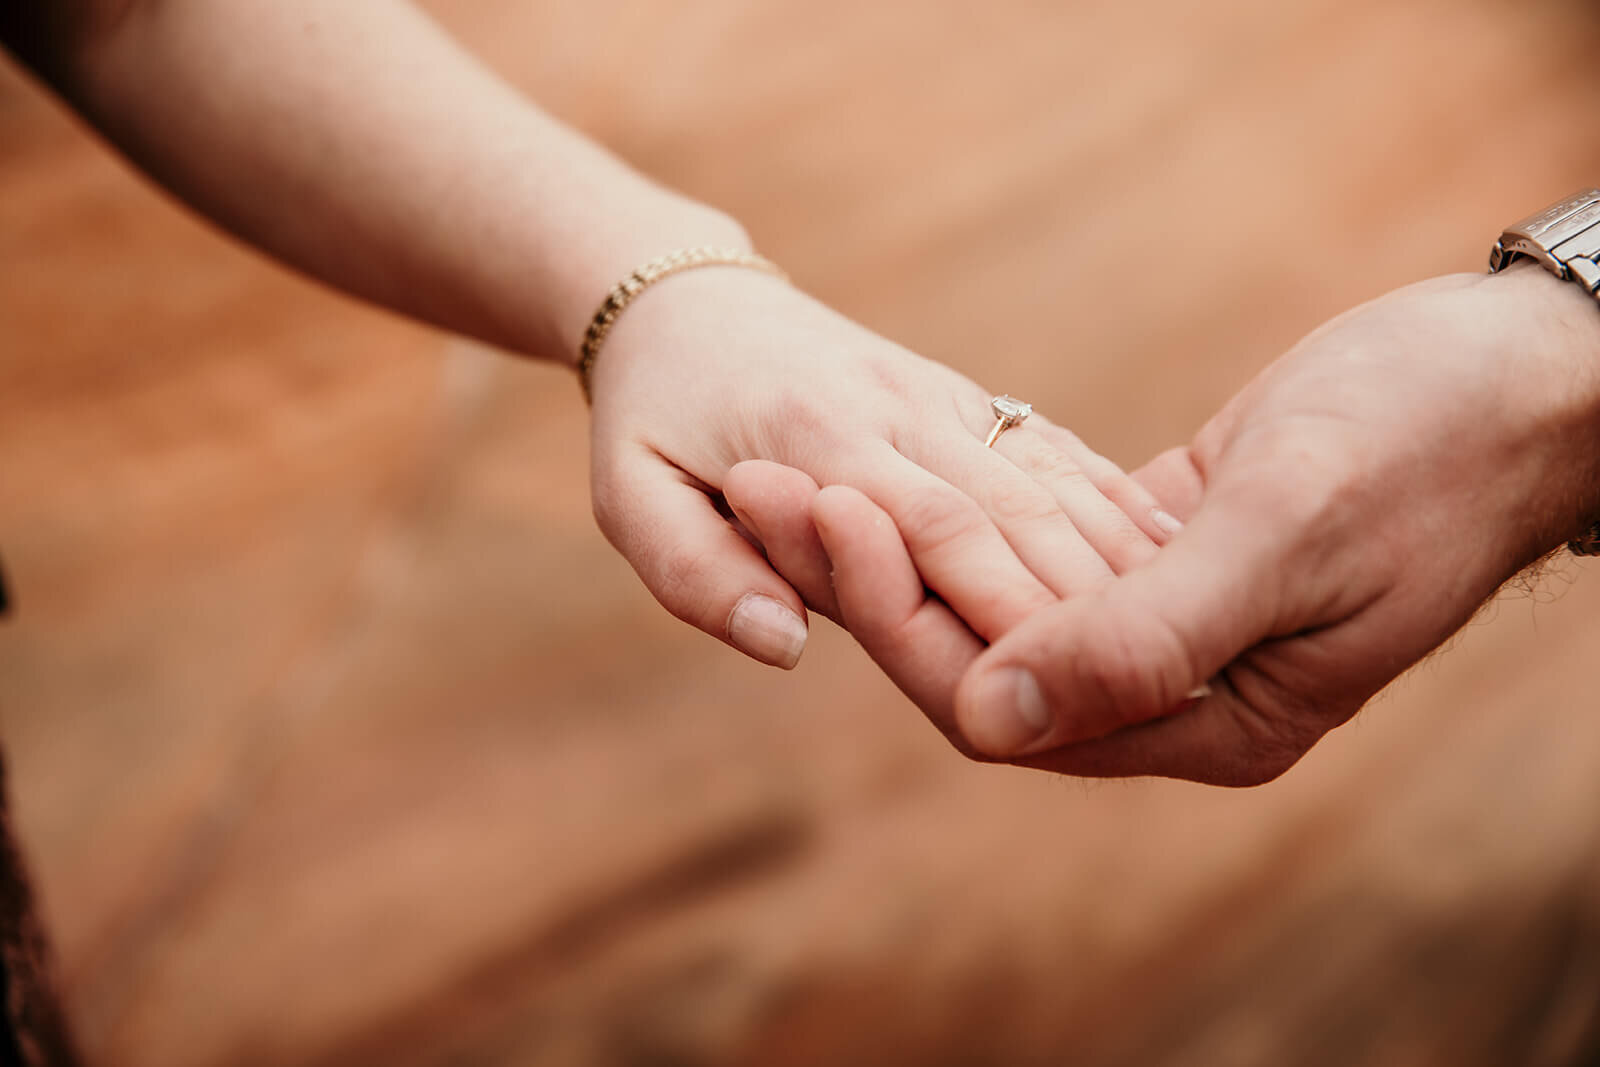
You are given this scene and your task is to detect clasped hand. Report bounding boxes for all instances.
[592,264,1600,786]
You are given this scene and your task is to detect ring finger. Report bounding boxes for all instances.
[896,396,1160,594]
[988,416,1165,574]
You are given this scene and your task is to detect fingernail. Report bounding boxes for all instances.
[967,668,1052,754]
[1151,508,1184,538]
[728,594,807,669]
[1185,682,1212,700]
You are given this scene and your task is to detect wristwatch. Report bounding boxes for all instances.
[1490,188,1600,554]
[1490,188,1600,299]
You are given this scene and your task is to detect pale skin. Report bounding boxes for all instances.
[732,262,1600,784]
[1,1,1171,671]
[20,4,1583,789]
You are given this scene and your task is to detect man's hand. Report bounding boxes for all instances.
[745,264,1600,784]
[952,264,1600,784]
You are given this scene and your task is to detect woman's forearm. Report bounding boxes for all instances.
[2,1,1185,684]
[6,0,747,365]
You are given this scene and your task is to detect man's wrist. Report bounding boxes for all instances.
[1482,261,1600,553]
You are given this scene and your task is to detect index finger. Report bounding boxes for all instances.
[812,484,986,745]
[838,441,1058,642]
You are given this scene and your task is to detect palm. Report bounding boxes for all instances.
[1000,268,1600,783]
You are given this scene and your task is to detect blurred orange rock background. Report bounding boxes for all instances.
[4,1,1600,1064]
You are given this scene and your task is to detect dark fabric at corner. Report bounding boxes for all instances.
[0,758,78,1066]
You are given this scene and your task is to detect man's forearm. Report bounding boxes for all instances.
[3,0,747,364]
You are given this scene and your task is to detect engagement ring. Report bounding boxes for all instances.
[984,395,1032,447]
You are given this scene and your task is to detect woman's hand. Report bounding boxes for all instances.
[586,266,1177,670]
[4,0,1168,683]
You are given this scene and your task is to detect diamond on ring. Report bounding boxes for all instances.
[984,395,1033,447]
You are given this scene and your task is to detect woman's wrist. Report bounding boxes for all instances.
[541,186,753,368]
[583,256,806,417]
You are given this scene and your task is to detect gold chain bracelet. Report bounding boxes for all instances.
[576,247,788,403]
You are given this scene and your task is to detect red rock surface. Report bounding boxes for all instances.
[4,1,1600,1064]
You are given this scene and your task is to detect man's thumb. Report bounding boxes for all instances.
[954,492,1287,758]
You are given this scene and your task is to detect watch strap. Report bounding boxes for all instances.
[1489,187,1600,297]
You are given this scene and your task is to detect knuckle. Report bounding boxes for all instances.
[984,479,1063,526]
[1023,443,1093,489]
[656,545,715,611]
[1079,655,1146,722]
[1040,419,1086,451]
[659,547,716,604]
[1246,439,1371,545]
[1275,472,1339,533]
[1077,614,1172,722]
[863,350,919,398]
[1095,514,1160,572]
[895,489,985,556]
[765,385,845,454]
